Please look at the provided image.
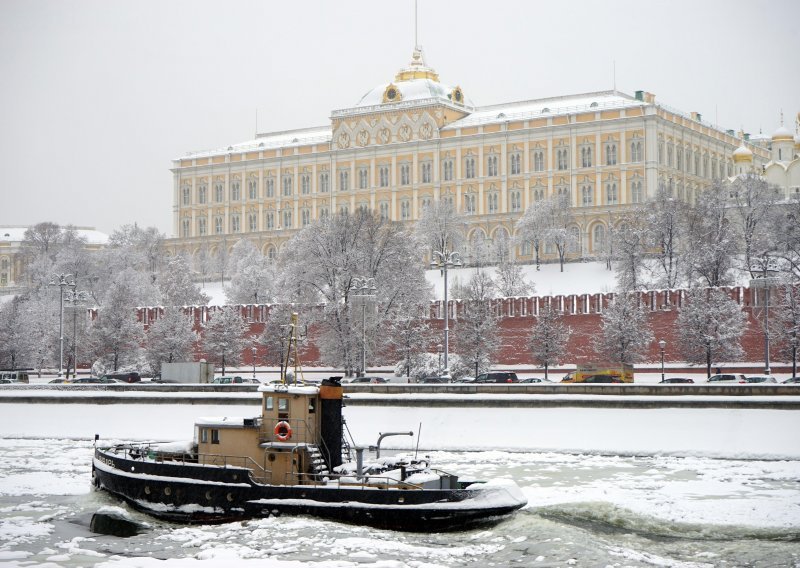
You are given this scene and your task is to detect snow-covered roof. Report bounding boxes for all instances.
[772,125,793,141]
[0,226,109,246]
[352,78,470,109]
[178,125,332,160]
[443,90,643,130]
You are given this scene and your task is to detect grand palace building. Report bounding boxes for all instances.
[166,48,797,266]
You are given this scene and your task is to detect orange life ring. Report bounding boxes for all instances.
[274,421,292,442]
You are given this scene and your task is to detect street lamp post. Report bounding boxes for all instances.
[791,334,798,380]
[251,346,257,379]
[437,343,443,375]
[351,277,376,377]
[64,286,89,379]
[430,249,462,378]
[750,259,780,376]
[658,339,666,383]
[50,274,75,377]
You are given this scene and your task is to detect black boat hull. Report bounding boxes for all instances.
[92,448,525,532]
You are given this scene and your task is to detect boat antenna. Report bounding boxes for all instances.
[414,422,422,459]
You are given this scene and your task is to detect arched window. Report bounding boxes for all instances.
[593,225,606,253]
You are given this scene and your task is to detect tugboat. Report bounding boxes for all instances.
[92,315,527,531]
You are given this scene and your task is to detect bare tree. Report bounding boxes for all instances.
[613,211,648,292]
[595,293,654,365]
[676,287,747,377]
[22,222,63,261]
[225,239,273,304]
[685,182,738,288]
[0,297,25,369]
[544,196,576,272]
[145,308,198,374]
[646,189,687,289]
[529,303,572,381]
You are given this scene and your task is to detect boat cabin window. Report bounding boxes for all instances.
[278,398,289,419]
[200,428,208,443]
[265,396,274,411]
[211,429,220,444]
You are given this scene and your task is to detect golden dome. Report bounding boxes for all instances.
[394,47,440,82]
[732,143,753,163]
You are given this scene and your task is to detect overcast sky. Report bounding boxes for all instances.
[1,0,798,238]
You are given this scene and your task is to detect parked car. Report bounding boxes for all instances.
[349,376,388,384]
[420,376,450,384]
[741,375,777,384]
[71,377,124,384]
[212,376,259,384]
[474,372,519,383]
[659,377,695,384]
[48,378,72,384]
[102,371,141,383]
[519,377,552,383]
[707,374,747,383]
[783,377,800,384]
[453,376,476,383]
[582,374,623,384]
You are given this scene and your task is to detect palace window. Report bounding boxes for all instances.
[556,185,570,204]
[441,194,454,207]
[182,185,190,205]
[667,144,673,168]
[214,182,224,203]
[420,162,432,183]
[464,193,476,214]
[442,159,454,181]
[400,199,411,220]
[339,203,349,215]
[703,154,709,178]
[379,165,390,187]
[198,217,207,236]
[301,208,311,227]
[266,177,275,197]
[339,170,349,191]
[605,143,618,166]
[301,174,310,194]
[318,206,329,219]
[711,157,718,180]
[487,155,498,177]
[606,182,618,204]
[420,195,432,209]
[248,212,257,232]
[214,216,223,234]
[282,209,292,228]
[676,147,683,171]
[532,187,545,201]
[510,152,521,175]
[358,168,369,189]
[198,184,207,204]
[630,141,643,163]
[248,178,258,199]
[282,174,293,196]
[265,211,274,229]
[581,185,593,206]
[181,218,190,237]
[358,201,369,214]
[400,164,411,185]
[231,214,240,233]
[510,190,522,212]
[319,172,329,193]
[658,141,664,164]
[581,146,593,168]
[533,150,545,172]
[593,225,606,253]
[557,148,569,170]
[487,192,499,213]
[465,156,476,178]
[231,181,241,201]
[694,153,700,176]
[379,201,389,220]
[631,180,644,203]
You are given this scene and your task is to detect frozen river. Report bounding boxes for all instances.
[0,438,798,567]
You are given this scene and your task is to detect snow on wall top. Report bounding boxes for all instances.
[0,227,109,246]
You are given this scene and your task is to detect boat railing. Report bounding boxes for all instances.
[283,470,425,490]
[259,416,317,446]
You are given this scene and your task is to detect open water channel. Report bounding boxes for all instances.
[0,437,798,567]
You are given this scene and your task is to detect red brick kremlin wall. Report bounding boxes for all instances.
[131,286,787,369]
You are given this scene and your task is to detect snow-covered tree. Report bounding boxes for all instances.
[529,303,572,381]
[773,281,800,367]
[676,287,747,377]
[22,222,63,262]
[85,269,148,372]
[0,297,25,369]
[194,241,214,287]
[613,211,648,292]
[108,224,165,276]
[384,304,434,379]
[159,253,209,307]
[515,199,553,271]
[595,293,654,365]
[455,269,501,377]
[495,258,534,298]
[18,292,60,375]
[277,211,429,376]
[415,199,467,256]
[544,195,576,272]
[202,306,250,375]
[145,308,198,373]
[728,174,782,278]
[225,239,273,304]
[645,190,688,289]
[771,196,800,281]
[685,182,738,288]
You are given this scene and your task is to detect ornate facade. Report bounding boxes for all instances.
[167,48,770,265]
